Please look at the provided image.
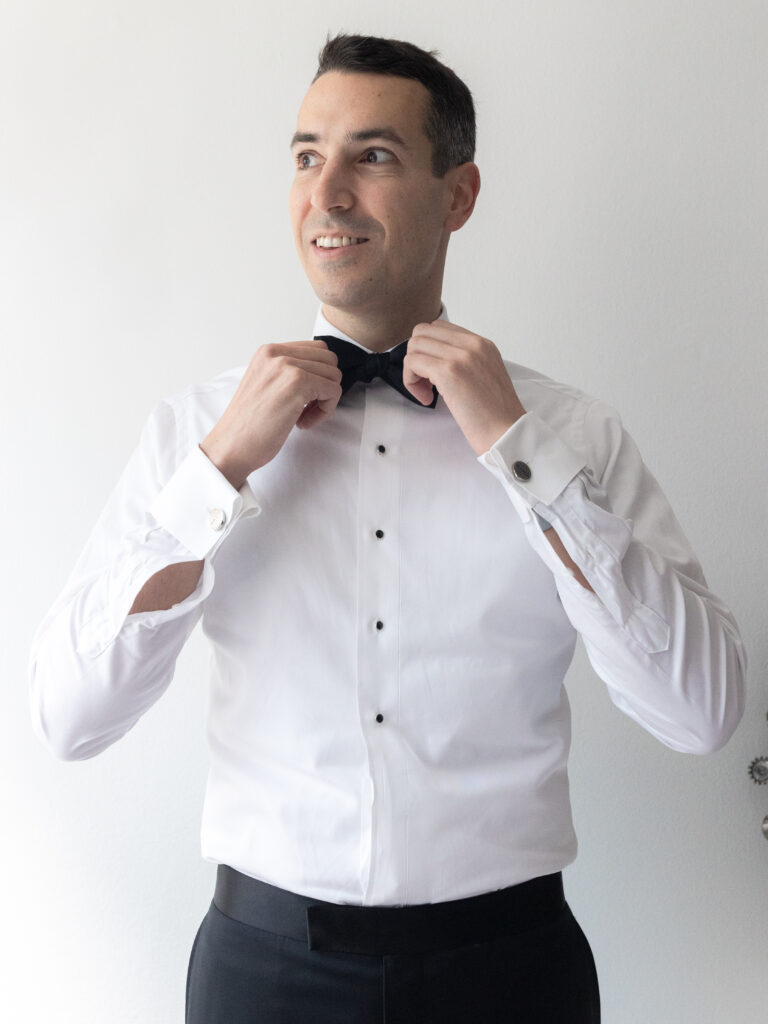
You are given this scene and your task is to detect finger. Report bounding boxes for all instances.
[304,369,343,410]
[315,385,343,415]
[286,356,343,382]
[296,400,327,429]
[403,350,441,385]
[427,319,471,333]
[403,378,436,406]
[407,327,487,376]
[410,321,479,350]
[259,341,340,366]
[411,319,466,340]
[404,335,474,385]
[275,338,335,350]
[406,332,456,359]
[296,384,342,428]
[284,339,339,360]
[402,351,442,405]
[251,353,341,390]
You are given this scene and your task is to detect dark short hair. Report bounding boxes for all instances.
[314,34,475,178]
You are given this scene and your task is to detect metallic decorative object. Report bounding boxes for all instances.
[748,756,768,785]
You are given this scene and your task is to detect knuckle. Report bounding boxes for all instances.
[442,360,460,384]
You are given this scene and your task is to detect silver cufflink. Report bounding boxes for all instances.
[208,508,227,531]
[512,460,532,482]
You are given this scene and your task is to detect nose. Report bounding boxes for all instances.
[311,160,354,214]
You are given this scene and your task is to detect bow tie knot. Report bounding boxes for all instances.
[359,350,393,383]
[314,335,438,409]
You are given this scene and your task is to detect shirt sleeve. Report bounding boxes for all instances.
[28,398,260,760]
[478,404,746,754]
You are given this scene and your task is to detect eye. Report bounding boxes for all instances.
[296,152,320,170]
[361,148,394,165]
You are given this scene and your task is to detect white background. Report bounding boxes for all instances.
[3,2,767,1021]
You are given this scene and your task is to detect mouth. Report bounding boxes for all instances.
[312,235,370,249]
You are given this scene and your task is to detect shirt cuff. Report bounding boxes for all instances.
[150,446,261,558]
[478,412,586,517]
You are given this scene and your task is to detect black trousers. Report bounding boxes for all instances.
[186,867,600,1023]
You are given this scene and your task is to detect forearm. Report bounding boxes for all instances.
[128,559,204,614]
[543,527,593,592]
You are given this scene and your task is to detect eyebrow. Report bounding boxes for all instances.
[289,127,409,150]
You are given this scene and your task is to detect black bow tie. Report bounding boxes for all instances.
[314,335,438,409]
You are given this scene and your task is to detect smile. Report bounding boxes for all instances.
[313,236,369,248]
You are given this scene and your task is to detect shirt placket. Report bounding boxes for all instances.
[355,385,407,905]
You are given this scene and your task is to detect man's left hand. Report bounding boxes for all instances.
[403,321,526,454]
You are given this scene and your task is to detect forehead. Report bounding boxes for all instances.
[294,71,431,146]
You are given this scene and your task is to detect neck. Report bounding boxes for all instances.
[321,299,443,352]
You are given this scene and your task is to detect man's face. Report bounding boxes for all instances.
[289,71,454,319]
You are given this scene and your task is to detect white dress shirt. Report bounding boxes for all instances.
[29,310,746,906]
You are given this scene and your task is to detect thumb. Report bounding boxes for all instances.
[403,374,436,406]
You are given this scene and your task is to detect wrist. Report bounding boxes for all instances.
[199,436,250,491]
[473,407,527,456]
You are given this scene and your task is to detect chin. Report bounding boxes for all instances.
[309,280,378,312]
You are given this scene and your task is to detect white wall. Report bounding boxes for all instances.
[3,2,766,1021]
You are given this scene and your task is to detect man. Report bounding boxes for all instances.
[30,34,745,1023]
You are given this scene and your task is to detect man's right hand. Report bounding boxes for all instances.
[200,340,342,489]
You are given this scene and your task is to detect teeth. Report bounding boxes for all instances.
[316,236,363,248]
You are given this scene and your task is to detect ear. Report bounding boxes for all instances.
[443,162,481,232]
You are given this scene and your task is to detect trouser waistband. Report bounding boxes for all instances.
[214,865,566,956]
